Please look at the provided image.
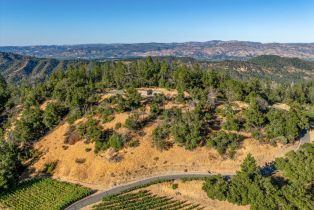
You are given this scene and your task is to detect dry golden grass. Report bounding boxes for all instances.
[31,89,298,191]
[32,115,297,190]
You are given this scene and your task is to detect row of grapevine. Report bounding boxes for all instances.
[0,178,93,210]
[92,190,203,210]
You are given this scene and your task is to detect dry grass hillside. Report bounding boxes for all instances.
[30,88,298,190]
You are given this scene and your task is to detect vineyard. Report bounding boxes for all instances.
[92,190,203,210]
[0,178,93,210]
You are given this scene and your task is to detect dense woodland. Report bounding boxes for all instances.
[0,57,313,196]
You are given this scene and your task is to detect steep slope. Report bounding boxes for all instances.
[0,52,85,82]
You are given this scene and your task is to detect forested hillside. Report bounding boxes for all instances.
[1,52,314,83]
[0,52,86,82]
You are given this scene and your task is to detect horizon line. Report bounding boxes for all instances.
[1,40,314,47]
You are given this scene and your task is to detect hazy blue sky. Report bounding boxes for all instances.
[1,0,314,46]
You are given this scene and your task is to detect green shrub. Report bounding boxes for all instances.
[108,133,125,150]
[128,139,140,147]
[43,102,68,129]
[115,122,122,129]
[42,161,58,175]
[222,117,240,131]
[171,183,178,190]
[149,102,161,118]
[152,93,166,104]
[78,119,102,142]
[125,87,141,108]
[152,124,169,150]
[170,111,203,150]
[97,105,115,123]
[207,131,241,155]
[125,114,141,130]
[67,109,83,124]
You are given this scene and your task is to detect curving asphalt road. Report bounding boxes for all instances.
[65,130,312,210]
[65,172,234,210]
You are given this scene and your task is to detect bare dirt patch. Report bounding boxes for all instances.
[272,103,290,111]
[232,101,249,110]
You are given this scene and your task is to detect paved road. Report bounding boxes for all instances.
[65,130,311,210]
[301,131,311,143]
[65,172,234,210]
[297,129,311,150]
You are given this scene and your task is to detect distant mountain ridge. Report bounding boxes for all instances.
[1,52,313,82]
[1,41,314,60]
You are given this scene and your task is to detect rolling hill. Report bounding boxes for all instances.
[0,52,313,82]
[1,41,314,60]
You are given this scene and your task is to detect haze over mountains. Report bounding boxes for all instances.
[1,40,314,60]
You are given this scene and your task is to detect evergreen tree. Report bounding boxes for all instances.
[0,141,21,191]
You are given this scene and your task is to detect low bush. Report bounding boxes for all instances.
[67,109,83,124]
[108,133,125,150]
[42,161,58,175]
[128,139,140,147]
[207,131,241,155]
[171,183,178,190]
[222,117,241,131]
[75,158,86,164]
[152,124,170,150]
[115,122,122,129]
[125,114,141,130]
